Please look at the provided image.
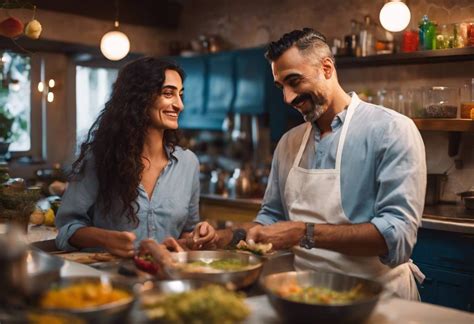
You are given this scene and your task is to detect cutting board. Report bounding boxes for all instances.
[55,252,121,264]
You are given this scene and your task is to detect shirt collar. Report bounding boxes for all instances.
[164,144,178,163]
[311,92,357,140]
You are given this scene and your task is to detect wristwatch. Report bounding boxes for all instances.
[228,228,247,247]
[299,222,316,249]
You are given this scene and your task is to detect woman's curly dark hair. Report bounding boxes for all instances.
[72,57,185,225]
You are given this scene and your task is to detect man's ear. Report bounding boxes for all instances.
[321,57,334,80]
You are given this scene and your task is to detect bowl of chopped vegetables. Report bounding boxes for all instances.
[38,276,136,323]
[139,279,250,323]
[262,271,383,324]
[164,250,263,290]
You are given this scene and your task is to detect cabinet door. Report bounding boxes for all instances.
[205,52,235,130]
[233,48,268,115]
[417,263,473,312]
[412,229,474,272]
[175,56,206,129]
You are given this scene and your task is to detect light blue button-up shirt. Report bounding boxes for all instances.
[55,146,200,251]
[255,100,427,267]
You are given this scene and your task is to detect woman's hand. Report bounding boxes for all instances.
[103,230,136,258]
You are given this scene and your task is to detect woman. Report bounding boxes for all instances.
[55,57,214,257]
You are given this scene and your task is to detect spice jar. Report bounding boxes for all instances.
[422,86,459,118]
[460,79,474,119]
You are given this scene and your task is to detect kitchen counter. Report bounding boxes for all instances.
[245,295,474,324]
[56,250,474,323]
[201,194,474,234]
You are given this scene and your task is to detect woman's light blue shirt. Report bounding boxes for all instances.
[55,146,200,251]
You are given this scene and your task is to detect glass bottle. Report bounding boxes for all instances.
[419,15,436,50]
[344,20,360,57]
[360,15,375,57]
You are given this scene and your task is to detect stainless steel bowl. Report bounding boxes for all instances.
[39,276,136,323]
[262,271,383,324]
[165,250,263,289]
[26,249,64,297]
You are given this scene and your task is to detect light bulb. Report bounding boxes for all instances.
[379,1,411,32]
[37,81,44,93]
[100,30,130,61]
[48,79,55,88]
[47,92,54,103]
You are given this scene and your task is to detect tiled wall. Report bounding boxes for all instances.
[177,0,474,201]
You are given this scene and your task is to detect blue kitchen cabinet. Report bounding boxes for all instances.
[175,52,234,131]
[175,55,206,129]
[416,263,473,311]
[205,52,235,130]
[173,47,300,137]
[233,48,268,115]
[411,228,474,312]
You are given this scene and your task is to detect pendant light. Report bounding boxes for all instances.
[379,0,411,32]
[100,0,130,61]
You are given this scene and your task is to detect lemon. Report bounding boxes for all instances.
[43,208,55,226]
[30,209,45,225]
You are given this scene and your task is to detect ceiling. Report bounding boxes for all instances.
[33,0,184,29]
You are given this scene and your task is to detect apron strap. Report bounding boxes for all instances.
[293,122,312,168]
[335,93,361,170]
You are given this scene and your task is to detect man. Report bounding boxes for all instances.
[213,28,426,300]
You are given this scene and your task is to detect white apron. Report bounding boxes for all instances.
[283,94,421,300]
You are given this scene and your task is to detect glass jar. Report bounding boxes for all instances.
[402,30,419,52]
[460,79,474,119]
[422,86,459,118]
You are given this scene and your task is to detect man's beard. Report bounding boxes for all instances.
[292,93,326,122]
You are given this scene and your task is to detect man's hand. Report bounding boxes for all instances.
[247,221,305,250]
[186,221,218,250]
[139,238,174,265]
[163,237,187,252]
[103,230,136,258]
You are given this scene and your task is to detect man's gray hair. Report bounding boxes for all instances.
[265,28,335,66]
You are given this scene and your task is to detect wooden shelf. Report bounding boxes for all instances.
[412,119,474,132]
[336,47,474,68]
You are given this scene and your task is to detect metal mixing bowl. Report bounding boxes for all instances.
[26,249,64,297]
[165,250,263,289]
[39,276,137,323]
[262,271,383,324]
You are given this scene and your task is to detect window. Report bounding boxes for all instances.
[0,51,31,151]
[75,66,118,149]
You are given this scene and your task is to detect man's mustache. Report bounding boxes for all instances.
[291,93,312,107]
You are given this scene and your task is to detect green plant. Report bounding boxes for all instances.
[0,105,15,142]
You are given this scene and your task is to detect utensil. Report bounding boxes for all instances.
[165,250,263,290]
[39,276,136,324]
[262,270,383,324]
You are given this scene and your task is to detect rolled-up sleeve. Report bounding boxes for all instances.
[255,142,287,225]
[55,158,99,251]
[371,117,426,267]
[183,156,200,232]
